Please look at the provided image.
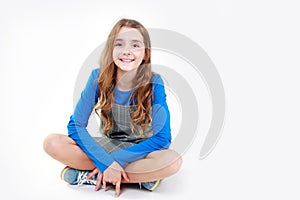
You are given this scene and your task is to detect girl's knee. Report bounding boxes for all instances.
[43,134,64,156]
[168,153,183,175]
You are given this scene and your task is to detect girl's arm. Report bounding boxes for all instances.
[110,75,172,167]
[67,69,115,172]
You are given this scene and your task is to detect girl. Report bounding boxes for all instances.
[43,18,182,197]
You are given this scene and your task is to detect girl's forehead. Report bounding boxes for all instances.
[115,27,143,42]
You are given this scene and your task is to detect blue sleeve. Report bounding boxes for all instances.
[67,68,115,172]
[110,74,172,167]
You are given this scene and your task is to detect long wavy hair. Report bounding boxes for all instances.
[94,18,153,135]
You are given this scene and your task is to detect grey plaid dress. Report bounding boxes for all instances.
[93,103,153,154]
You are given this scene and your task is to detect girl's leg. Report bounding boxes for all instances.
[123,149,182,183]
[43,133,95,170]
[43,133,182,182]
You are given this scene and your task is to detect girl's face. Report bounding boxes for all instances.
[113,27,145,73]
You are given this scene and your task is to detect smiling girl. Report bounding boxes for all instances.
[43,18,182,197]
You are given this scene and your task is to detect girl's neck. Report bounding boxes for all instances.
[116,68,137,91]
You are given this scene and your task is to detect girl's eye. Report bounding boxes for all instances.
[115,43,122,47]
[132,44,140,48]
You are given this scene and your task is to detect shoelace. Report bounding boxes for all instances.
[76,171,97,186]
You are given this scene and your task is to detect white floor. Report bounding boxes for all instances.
[2,144,200,200]
[2,131,299,200]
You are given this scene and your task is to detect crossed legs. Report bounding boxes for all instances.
[43,134,182,183]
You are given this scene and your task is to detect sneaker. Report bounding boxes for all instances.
[140,180,161,191]
[60,166,97,186]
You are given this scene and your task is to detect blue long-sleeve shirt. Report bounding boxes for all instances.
[67,68,171,172]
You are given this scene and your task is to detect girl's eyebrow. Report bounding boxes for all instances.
[131,39,142,43]
[115,38,143,43]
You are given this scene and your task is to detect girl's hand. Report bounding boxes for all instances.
[87,168,103,191]
[103,161,129,197]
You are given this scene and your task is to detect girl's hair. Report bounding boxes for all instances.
[94,18,153,135]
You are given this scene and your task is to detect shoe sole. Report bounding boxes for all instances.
[148,180,161,191]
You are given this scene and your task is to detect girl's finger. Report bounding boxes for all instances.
[95,174,102,191]
[87,169,98,179]
[121,171,130,182]
[115,181,121,197]
[102,180,107,191]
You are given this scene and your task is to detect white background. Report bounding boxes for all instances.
[1,0,299,199]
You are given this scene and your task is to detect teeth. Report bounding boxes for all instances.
[120,58,134,62]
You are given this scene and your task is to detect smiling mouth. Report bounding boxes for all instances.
[119,58,135,63]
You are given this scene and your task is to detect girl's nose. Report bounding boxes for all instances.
[122,46,132,55]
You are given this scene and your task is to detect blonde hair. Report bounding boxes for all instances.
[95,18,152,135]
